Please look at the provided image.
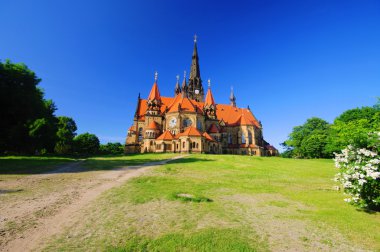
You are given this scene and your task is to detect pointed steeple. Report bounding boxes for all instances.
[174,75,181,95]
[230,86,236,107]
[204,79,215,106]
[147,71,161,114]
[188,34,204,102]
[148,71,161,101]
[181,70,188,98]
[203,79,217,119]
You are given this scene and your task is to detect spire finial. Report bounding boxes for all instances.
[154,71,158,82]
[208,78,211,88]
[194,34,197,43]
[184,70,186,79]
[176,75,179,82]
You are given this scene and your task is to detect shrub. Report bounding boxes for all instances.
[334,132,380,210]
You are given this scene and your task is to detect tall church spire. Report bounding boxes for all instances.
[147,71,162,114]
[188,34,204,102]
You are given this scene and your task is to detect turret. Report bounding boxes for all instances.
[230,87,236,107]
[174,75,181,95]
[181,71,188,98]
[146,71,162,115]
[203,79,217,119]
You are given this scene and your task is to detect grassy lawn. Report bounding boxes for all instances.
[44,155,380,251]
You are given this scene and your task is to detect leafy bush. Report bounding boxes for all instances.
[334,132,380,210]
[99,142,124,155]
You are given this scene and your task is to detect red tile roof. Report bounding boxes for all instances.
[156,130,174,140]
[146,121,159,130]
[147,82,161,101]
[128,125,135,132]
[135,96,260,128]
[202,132,215,141]
[208,123,219,133]
[177,126,202,137]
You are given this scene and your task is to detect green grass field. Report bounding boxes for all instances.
[41,154,380,251]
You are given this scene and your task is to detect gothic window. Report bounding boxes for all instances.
[183,118,192,128]
[197,120,202,130]
[138,127,143,141]
[183,142,185,148]
[192,142,196,148]
[248,131,252,144]
[242,132,246,144]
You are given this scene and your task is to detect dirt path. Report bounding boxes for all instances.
[0,156,183,252]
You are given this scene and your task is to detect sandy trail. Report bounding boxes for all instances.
[0,156,183,252]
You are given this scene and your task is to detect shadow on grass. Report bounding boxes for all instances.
[356,207,379,214]
[0,158,77,175]
[167,157,215,164]
[83,156,215,171]
[0,155,214,175]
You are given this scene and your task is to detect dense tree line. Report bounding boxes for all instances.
[282,101,380,158]
[0,60,123,156]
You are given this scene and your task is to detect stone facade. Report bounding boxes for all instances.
[125,38,278,156]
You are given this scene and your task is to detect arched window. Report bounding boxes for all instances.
[241,132,246,144]
[196,143,199,149]
[192,142,196,148]
[183,142,185,148]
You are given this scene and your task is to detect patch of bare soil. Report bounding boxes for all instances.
[222,194,366,252]
[0,156,183,252]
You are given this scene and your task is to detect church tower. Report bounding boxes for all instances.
[188,35,204,102]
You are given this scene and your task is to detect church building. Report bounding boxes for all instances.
[125,36,278,156]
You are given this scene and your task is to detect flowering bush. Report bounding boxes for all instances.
[334,132,380,210]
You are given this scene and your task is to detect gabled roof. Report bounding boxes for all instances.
[208,123,219,133]
[147,82,161,101]
[146,121,159,130]
[215,104,260,127]
[204,88,215,106]
[167,94,202,114]
[177,126,202,137]
[156,130,174,140]
[202,132,215,142]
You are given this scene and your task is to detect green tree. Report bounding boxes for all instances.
[0,59,57,154]
[74,133,100,155]
[326,106,380,153]
[100,142,124,155]
[54,116,77,154]
[284,117,330,158]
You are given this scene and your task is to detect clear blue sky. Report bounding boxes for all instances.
[1,0,379,150]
